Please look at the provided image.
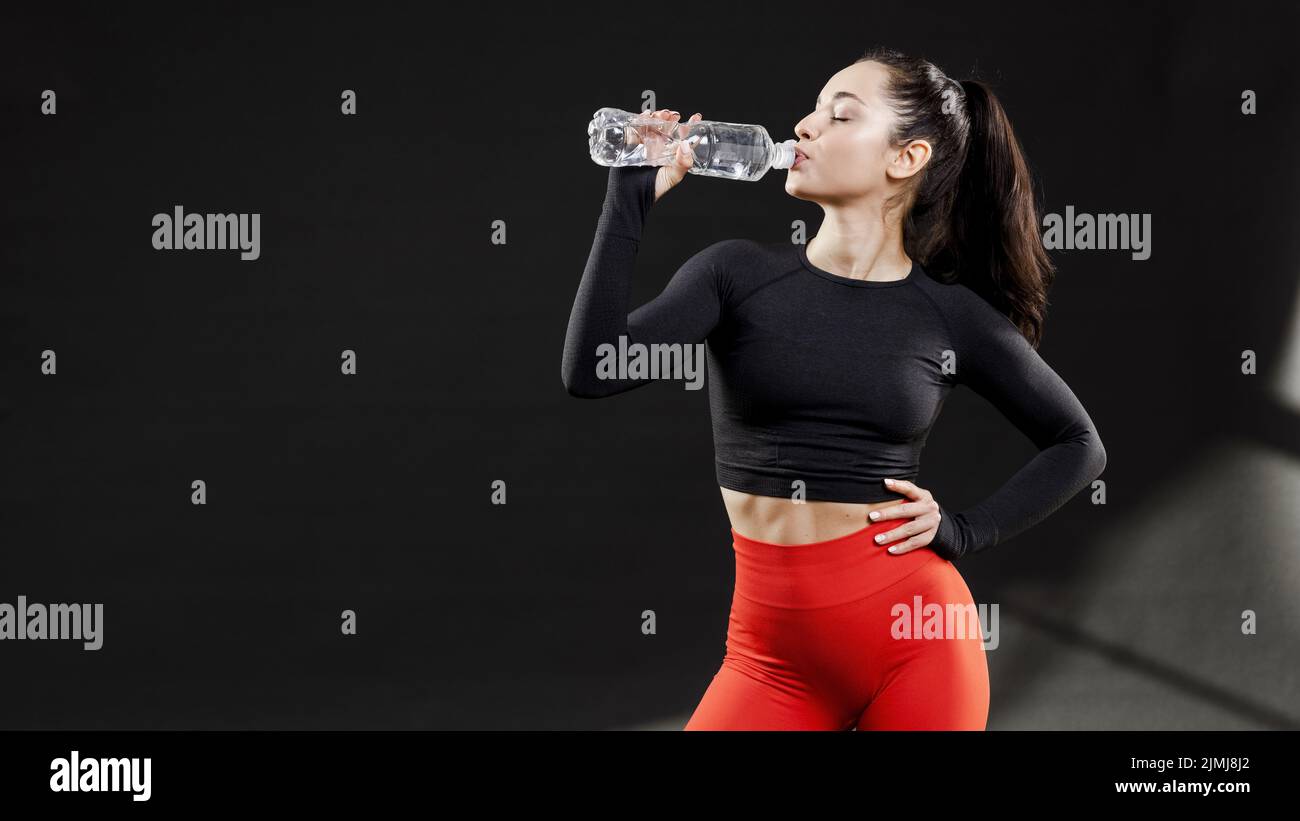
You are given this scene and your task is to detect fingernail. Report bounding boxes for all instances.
[884,478,893,485]
[875,534,885,543]
[868,511,878,520]
[888,547,899,553]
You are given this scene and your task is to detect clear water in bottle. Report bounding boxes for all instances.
[587,107,796,182]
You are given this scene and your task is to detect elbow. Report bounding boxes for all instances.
[560,360,605,399]
[560,369,590,399]
[562,372,626,399]
[1087,429,1107,479]
[1055,424,1107,483]
[563,379,600,399]
[560,349,588,398]
[561,335,606,398]
[562,339,629,398]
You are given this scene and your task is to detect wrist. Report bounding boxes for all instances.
[596,167,656,240]
[931,507,966,561]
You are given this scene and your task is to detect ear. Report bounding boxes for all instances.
[886,138,932,181]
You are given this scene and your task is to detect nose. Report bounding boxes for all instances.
[795,117,815,142]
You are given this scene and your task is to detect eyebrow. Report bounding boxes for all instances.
[815,91,866,107]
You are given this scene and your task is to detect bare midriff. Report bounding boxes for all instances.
[719,486,907,546]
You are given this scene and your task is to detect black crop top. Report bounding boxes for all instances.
[561,165,1107,560]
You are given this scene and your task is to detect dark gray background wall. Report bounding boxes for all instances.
[1,0,1296,729]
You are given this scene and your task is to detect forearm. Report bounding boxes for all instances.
[561,166,658,398]
[932,425,1107,560]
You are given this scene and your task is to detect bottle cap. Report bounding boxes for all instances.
[772,139,797,170]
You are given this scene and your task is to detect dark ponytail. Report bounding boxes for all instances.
[856,47,1054,348]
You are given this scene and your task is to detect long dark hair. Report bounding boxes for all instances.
[855,46,1054,348]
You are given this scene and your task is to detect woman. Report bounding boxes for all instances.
[561,47,1107,730]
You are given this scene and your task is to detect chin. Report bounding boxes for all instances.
[783,177,818,202]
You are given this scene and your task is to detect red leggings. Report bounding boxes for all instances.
[685,518,989,730]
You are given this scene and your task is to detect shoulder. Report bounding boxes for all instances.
[686,237,781,280]
[912,269,1022,340]
[911,268,984,313]
[696,237,770,261]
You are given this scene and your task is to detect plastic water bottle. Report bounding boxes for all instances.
[587,107,796,182]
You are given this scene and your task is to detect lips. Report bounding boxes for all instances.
[793,147,810,167]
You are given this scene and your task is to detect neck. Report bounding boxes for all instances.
[808,202,911,282]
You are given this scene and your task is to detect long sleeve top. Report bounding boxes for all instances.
[562,165,1107,560]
